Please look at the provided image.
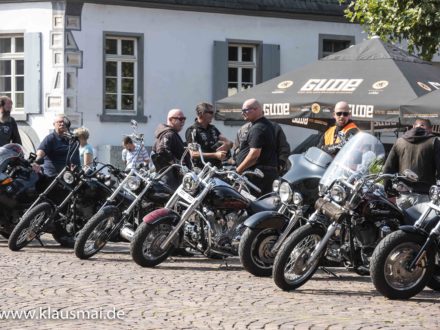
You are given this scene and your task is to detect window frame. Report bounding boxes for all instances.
[227,43,258,97]
[100,32,147,123]
[318,34,355,59]
[0,34,25,112]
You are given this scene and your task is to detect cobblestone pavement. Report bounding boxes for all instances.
[1,235,439,329]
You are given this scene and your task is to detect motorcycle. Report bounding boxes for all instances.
[0,144,43,238]
[370,181,440,299]
[130,143,279,267]
[272,132,416,291]
[239,146,333,277]
[8,134,120,251]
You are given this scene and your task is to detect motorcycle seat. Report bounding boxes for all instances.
[402,202,439,225]
[248,195,279,214]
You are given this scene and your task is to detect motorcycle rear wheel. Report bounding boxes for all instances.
[130,219,177,267]
[74,207,121,259]
[370,230,435,300]
[8,202,53,251]
[273,224,326,291]
[239,227,279,277]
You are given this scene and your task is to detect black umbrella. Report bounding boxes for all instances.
[400,89,440,124]
[216,38,440,126]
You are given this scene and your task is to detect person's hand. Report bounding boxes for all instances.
[31,163,42,174]
[216,143,228,152]
[216,151,227,161]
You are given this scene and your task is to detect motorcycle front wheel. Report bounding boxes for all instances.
[273,224,326,291]
[239,227,279,277]
[74,207,121,259]
[8,202,53,251]
[370,230,435,300]
[130,219,177,267]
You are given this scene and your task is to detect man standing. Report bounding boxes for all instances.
[185,102,232,168]
[235,98,278,195]
[383,118,440,209]
[35,114,80,177]
[121,136,150,170]
[0,96,21,146]
[318,101,359,156]
[152,108,190,188]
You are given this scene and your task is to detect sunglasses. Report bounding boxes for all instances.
[171,117,186,121]
[335,112,350,117]
[241,108,254,113]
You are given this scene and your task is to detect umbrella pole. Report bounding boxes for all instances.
[370,121,375,134]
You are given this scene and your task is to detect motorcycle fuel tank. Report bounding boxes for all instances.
[205,179,250,210]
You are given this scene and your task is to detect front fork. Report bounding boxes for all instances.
[270,204,300,254]
[307,219,338,266]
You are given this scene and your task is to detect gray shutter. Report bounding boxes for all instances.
[24,32,42,114]
[261,43,280,83]
[212,40,228,103]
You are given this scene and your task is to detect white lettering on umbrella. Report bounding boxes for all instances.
[350,104,374,118]
[300,79,363,92]
[263,103,290,116]
[428,81,440,90]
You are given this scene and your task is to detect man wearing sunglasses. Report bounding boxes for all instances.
[185,102,232,168]
[152,108,191,189]
[319,101,359,156]
[235,98,278,195]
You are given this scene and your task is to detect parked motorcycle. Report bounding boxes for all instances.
[130,143,279,267]
[370,181,440,299]
[0,144,43,238]
[272,132,415,291]
[8,136,120,251]
[239,146,333,276]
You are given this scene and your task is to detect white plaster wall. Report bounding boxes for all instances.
[76,4,366,153]
[0,2,57,141]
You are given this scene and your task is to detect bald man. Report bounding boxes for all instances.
[318,101,359,156]
[152,108,190,188]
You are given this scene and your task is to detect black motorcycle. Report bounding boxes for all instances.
[370,181,440,299]
[8,135,120,251]
[0,144,43,238]
[239,146,333,276]
[130,143,279,267]
[272,132,415,291]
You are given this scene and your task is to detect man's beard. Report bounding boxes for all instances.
[0,111,11,121]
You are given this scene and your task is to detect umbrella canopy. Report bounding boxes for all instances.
[400,89,440,124]
[216,38,440,127]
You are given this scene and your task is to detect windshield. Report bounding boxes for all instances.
[0,144,26,173]
[319,132,385,192]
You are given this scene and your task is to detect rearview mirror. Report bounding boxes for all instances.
[403,169,418,182]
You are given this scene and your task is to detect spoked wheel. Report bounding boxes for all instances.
[273,224,326,291]
[130,219,178,267]
[74,207,121,260]
[239,227,279,277]
[370,231,435,300]
[8,202,53,251]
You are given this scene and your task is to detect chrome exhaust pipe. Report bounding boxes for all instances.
[120,226,135,241]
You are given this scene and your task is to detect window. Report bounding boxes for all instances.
[0,35,24,111]
[101,33,146,123]
[319,34,355,59]
[227,44,257,97]
[213,40,280,103]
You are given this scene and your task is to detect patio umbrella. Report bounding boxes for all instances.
[400,89,440,124]
[216,38,440,128]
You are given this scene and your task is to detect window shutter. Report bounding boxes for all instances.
[212,40,228,103]
[24,32,42,114]
[261,43,280,83]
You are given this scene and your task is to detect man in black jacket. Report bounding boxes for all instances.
[0,96,21,146]
[152,108,190,189]
[383,118,440,208]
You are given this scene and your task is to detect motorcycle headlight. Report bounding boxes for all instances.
[330,184,347,204]
[429,185,439,202]
[292,192,303,205]
[279,182,292,203]
[63,171,75,185]
[126,176,141,191]
[272,179,280,193]
[182,173,199,193]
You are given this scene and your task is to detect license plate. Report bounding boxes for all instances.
[177,188,196,203]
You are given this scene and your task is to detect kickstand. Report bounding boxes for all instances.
[36,236,44,247]
[320,266,339,278]
[218,258,230,270]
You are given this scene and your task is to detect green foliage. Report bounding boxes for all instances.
[340,0,440,60]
